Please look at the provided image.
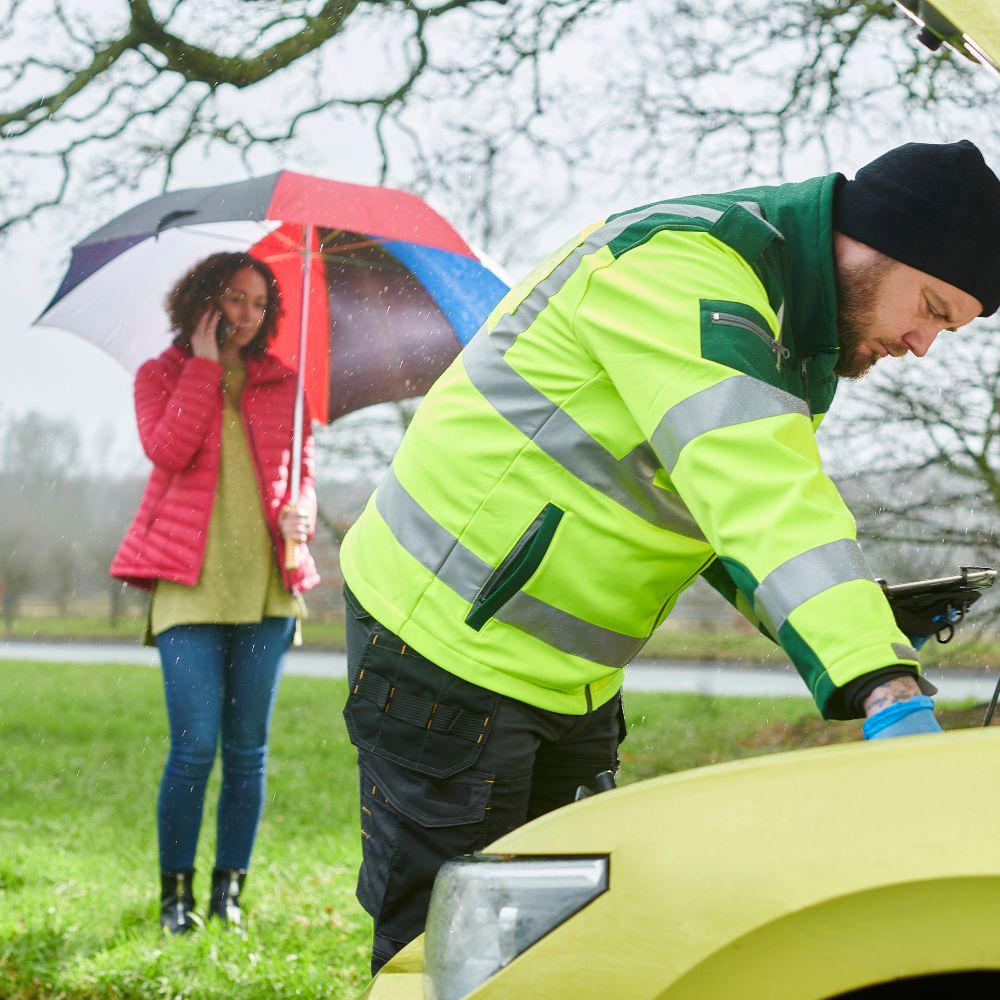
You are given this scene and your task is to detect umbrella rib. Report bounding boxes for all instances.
[318,236,385,253]
[147,221,280,248]
[254,225,388,255]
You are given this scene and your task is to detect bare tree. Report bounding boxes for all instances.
[822,324,1000,634]
[2,1,992,256]
[0,411,81,624]
[0,0,617,240]
[399,0,997,262]
[312,399,418,542]
[1,408,80,484]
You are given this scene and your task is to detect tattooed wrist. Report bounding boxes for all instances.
[863,676,923,717]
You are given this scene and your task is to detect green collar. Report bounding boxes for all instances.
[663,174,842,366]
[747,174,843,366]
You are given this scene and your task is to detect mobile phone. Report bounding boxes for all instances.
[215,313,232,348]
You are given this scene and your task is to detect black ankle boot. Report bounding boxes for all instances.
[208,867,247,929]
[160,869,203,935]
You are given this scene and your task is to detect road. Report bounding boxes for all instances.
[3,639,998,702]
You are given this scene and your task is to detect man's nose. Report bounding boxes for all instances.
[901,325,941,358]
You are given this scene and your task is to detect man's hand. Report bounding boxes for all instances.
[862,677,942,740]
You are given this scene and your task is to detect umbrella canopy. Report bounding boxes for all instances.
[36,171,509,423]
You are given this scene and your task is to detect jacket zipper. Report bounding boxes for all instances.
[800,359,812,417]
[711,311,790,368]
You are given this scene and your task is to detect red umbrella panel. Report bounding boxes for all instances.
[258,223,482,423]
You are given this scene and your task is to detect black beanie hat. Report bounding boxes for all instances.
[834,140,1000,317]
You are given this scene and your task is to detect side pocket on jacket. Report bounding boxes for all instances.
[465,502,564,631]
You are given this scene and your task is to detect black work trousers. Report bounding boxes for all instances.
[342,586,625,977]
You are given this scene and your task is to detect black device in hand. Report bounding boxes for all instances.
[877,566,996,645]
[215,313,232,348]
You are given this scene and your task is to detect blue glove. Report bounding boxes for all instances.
[863,695,943,740]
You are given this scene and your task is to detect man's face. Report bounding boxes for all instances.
[834,238,983,379]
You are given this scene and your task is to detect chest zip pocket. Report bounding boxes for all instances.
[710,311,790,370]
[465,503,564,631]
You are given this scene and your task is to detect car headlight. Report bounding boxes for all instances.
[423,854,608,1000]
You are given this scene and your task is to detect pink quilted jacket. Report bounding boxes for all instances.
[111,345,320,594]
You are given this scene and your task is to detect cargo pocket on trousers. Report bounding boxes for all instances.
[356,752,494,922]
[342,603,501,925]
[343,628,499,778]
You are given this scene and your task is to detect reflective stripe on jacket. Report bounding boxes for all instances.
[340,175,921,719]
[111,345,319,594]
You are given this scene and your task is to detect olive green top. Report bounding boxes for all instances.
[150,360,304,639]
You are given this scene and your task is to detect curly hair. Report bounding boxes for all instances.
[167,252,283,358]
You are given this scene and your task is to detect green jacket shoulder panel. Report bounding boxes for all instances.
[608,197,784,267]
[605,177,842,417]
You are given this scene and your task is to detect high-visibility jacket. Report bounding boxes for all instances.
[340,174,926,719]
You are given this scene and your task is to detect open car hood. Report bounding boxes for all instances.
[896,1,1000,74]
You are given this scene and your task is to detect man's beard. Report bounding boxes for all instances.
[834,255,895,379]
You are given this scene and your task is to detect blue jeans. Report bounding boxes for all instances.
[155,618,295,872]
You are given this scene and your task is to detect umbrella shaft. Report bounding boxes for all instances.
[290,224,314,504]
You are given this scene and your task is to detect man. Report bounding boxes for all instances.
[339,140,1000,973]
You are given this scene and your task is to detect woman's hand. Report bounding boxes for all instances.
[190,307,221,361]
[278,504,310,543]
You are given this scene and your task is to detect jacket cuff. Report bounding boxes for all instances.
[833,666,938,720]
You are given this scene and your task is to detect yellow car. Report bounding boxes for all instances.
[360,729,1000,999]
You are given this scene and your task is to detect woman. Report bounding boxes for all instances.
[111,252,320,934]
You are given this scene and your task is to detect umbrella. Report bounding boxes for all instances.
[35,171,509,563]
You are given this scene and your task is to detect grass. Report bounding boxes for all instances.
[7,615,1000,669]
[0,660,369,1000]
[1,660,993,999]
[3,616,148,640]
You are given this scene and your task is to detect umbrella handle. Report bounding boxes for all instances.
[284,538,301,571]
